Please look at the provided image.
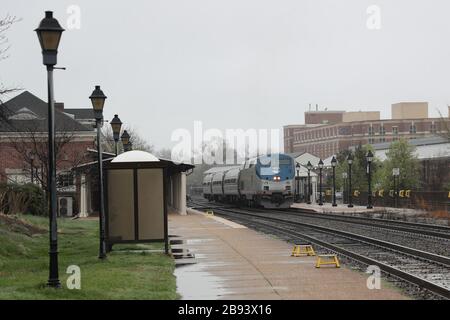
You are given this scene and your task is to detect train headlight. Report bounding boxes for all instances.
[273,176,281,181]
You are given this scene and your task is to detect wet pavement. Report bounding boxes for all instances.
[169,209,408,300]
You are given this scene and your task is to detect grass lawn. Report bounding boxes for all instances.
[0,214,178,300]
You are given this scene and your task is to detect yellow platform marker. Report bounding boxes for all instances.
[291,244,316,257]
[315,254,340,268]
[205,210,214,216]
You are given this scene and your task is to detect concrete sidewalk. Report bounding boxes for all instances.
[170,210,408,300]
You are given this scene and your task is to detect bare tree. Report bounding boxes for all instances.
[0,14,21,103]
[438,108,450,141]
[101,125,154,154]
[5,121,91,193]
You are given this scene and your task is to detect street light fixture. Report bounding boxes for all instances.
[366,150,374,209]
[110,114,122,156]
[121,130,131,152]
[90,85,107,259]
[347,153,354,208]
[318,159,324,206]
[295,163,300,203]
[35,11,64,289]
[306,161,313,204]
[331,156,337,207]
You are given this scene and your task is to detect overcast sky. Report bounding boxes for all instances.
[2,0,450,150]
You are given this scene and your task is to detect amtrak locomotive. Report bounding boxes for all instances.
[202,153,295,209]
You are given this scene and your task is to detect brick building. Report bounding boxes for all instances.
[0,91,97,215]
[284,102,449,159]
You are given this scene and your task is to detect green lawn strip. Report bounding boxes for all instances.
[0,216,177,300]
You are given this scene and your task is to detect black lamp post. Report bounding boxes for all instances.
[121,130,131,152]
[393,168,400,208]
[318,159,324,206]
[110,114,122,156]
[295,163,300,202]
[331,156,337,207]
[90,85,107,259]
[306,161,313,204]
[35,11,64,288]
[342,172,348,204]
[347,153,354,208]
[366,150,374,209]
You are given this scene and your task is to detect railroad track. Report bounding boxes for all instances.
[188,200,450,299]
[284,208,450,240]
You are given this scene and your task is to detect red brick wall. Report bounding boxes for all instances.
[0,139,95,182]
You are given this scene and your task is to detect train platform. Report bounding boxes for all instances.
[291,202,382,214]
[169,209,408,300]
[291,202,429,219]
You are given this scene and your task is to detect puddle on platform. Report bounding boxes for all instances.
[174,263,229,300]
[185,238,214,245]
[171,236,230,299]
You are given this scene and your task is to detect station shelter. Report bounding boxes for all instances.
[74,150,194,219]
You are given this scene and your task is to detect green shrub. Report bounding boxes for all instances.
[0,183,47,216]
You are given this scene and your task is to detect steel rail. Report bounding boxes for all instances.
[284,208,450,239]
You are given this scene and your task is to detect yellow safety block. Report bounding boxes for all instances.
[378,189,384,197]
[405,190,411,198]
[291,244,316,257]
[448,191,450,199]
[315,254,340,268]
[399,190,405,198]
[205,210,214,216]
[353,190,360,197]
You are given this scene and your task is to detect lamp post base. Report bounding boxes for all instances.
[332,203,337,207]
[47,279,61,288]
[367,205,373,209]
[348,204,354,208]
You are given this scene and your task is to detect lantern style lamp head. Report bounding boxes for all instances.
[110,114,122,142]
[318,159,324,169]
[121,130,130,147]
[347,153,354,165]
[331,156,337,168]
[89,86,107,121]
[35,11,64,66]
[366,150,374,163]
[306,161,313,171]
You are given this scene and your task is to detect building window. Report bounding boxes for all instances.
[368,125,374,136]
[430,122,436,134]
[409,122,417,134]
[57,172,74,188]
[378,124,386,142]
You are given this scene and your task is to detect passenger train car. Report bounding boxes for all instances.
[202,153,295,209]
